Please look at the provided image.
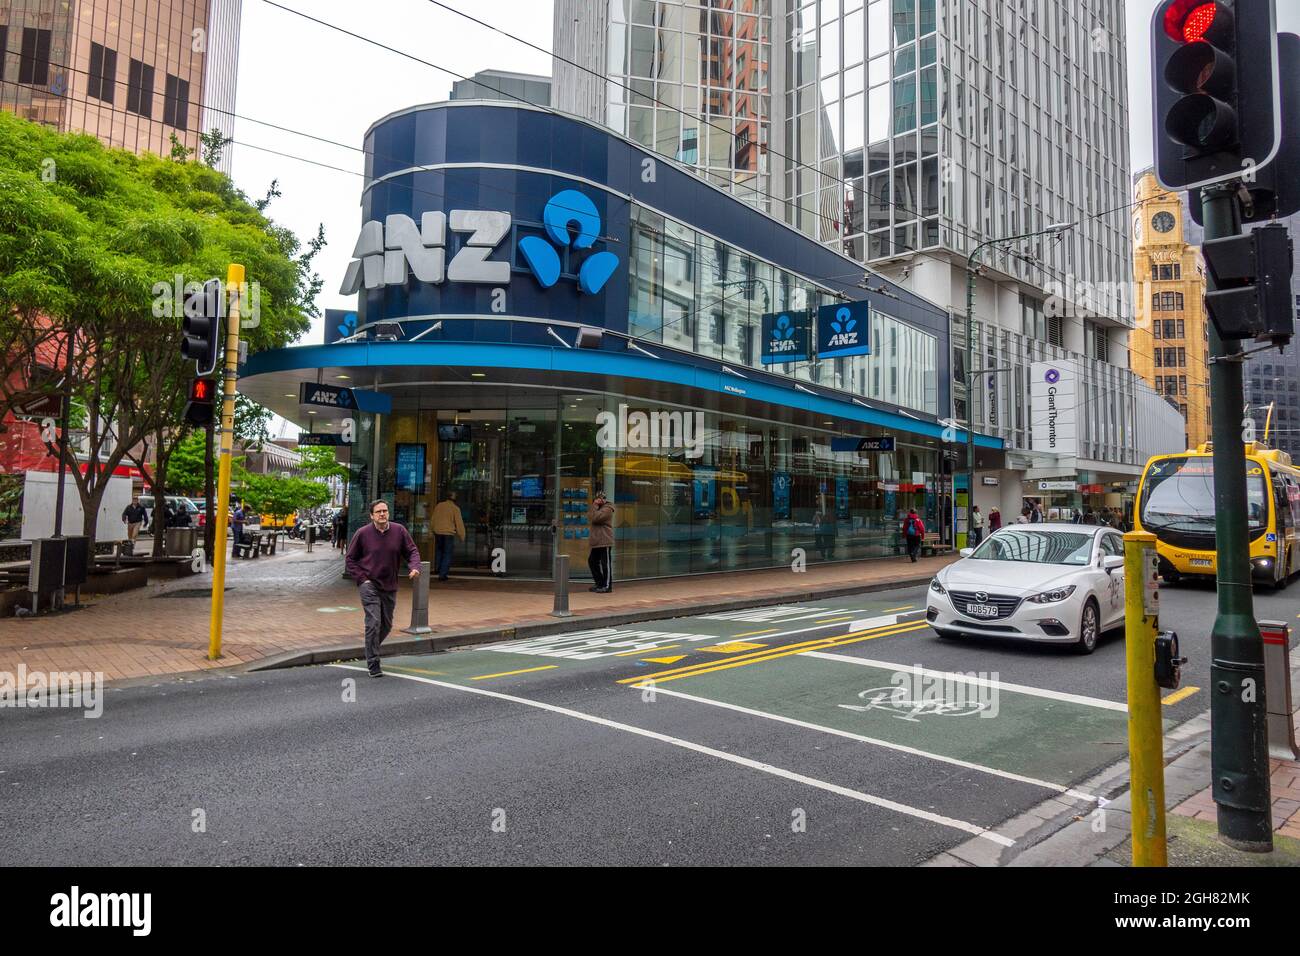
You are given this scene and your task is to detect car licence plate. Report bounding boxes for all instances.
[965,603,1000,618]
[1189,558,1213,568]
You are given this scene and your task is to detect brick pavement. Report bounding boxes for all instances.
[1171,725,1300,840]
[0,542,955,683]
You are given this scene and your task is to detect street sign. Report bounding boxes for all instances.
[1037,480,1077,491]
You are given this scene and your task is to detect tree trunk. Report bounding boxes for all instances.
[151,423,167,558]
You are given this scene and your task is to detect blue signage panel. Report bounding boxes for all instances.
[773,470,791,519]
[830,436,896,453]
[300,382,354,409]
[761,311,810,364]
[297,433,348,446]
[395,443,426,493]
[816,300,871,359]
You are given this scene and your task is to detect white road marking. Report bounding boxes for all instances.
[803,653,1129,713]
[330,663,1015,846]
[640,685,1098,803]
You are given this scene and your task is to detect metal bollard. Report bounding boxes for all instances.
[1260,620,1299,760]
[402,560,433,634]
[306,523,314,553]
[1123,530,1168,867]
[551,552,572,617]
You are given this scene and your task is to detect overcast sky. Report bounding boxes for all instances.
[230,0,1300,381]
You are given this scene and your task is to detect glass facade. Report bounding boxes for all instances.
[0,0,242,173]
[627,202,938,414]
[363,388,942,581]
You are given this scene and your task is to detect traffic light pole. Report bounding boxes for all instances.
[207,264,244,661]
[1202,184,1272,852]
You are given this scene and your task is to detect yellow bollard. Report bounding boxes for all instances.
[207,264,244,660]
[1124,530,1167,867]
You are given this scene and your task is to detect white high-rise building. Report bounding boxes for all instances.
[554,0,1181,529]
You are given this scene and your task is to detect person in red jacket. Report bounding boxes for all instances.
[988,506,1002,532]
[901,508,925,563]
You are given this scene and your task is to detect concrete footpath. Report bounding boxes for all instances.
[0,543,954,683]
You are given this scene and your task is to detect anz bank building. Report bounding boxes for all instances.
[241,101,1003,580]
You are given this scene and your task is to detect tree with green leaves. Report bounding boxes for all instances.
[0,110,324,547]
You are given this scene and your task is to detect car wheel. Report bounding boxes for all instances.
[1074,599,1100,655]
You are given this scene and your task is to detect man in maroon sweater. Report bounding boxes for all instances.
[345,499,422,677]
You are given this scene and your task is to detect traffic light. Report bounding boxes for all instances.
[1152,0,1280,191]
[181,278,223,376]
[183,376,216,425]
[1190,30,1300,224]
[1202,222,1295,344]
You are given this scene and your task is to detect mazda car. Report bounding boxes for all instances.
[926,524,1128,654]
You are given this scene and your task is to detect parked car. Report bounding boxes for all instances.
[925,523,1128,654]
[138,495,201,533]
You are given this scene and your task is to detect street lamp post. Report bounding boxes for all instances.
[963,223,1073,544]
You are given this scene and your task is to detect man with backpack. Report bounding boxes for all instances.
[901,508,925,563]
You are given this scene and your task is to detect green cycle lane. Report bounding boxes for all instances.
[628,651,1132,787]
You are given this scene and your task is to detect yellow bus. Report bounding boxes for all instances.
[1133,443,1300,589]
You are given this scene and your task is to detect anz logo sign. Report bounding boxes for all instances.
[340,189,619,296]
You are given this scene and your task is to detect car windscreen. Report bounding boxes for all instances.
[970,529,1094,565]
[1141,456,1268,531]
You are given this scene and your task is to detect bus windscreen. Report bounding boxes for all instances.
[1140,457,1269,533]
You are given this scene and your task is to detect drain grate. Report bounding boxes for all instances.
[153,587,234,598]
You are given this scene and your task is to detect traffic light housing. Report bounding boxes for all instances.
[1152,0,1280,191]
[183,376,216,426]
[181,278,223,376]
[1202,222,1295,345]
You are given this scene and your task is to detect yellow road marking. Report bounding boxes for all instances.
[814,616,854,624]
[882,605,915,613]
[620,621,926,686]
[617,631,859,683]
[733,628,779,638]
[470,665,557,681]
[1161,686,1201,706]
[642,655,686,664]
[613,644,680,657]
[387,666,446,676]
[700,641,768,653]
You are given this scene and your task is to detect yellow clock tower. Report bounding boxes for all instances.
[1132,170,1211,450]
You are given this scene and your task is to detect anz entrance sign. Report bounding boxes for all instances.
[340,190,621,297]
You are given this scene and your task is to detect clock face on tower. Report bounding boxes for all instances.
[1152,211,1176,234]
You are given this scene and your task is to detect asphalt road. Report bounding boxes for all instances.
[1,578,1296,865]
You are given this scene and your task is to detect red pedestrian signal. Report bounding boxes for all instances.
[184,377,216,425]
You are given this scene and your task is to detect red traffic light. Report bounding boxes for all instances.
[189,378,214,402]
[1182,3,1216,42]
[1163,0,1232,46]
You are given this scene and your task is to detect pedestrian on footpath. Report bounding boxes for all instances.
[121,496,146,550]
[988,506,1002,532]
[334,506,348,550]
[231,502,246,559]
[1016,507,1030,524]
[432,490,466,581]
[345,499,421,678]
[901,507,925,563]
[969,505,984,547]
[588,489,615,592]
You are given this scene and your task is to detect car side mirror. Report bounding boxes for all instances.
[1103,555,1125,571]
[959,548,974,557]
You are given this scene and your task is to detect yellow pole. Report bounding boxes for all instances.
[1263,402,1275,443]
[208,264,244,660]
[1124,529,1167,866]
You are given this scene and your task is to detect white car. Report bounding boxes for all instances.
[925,523,1128,654]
